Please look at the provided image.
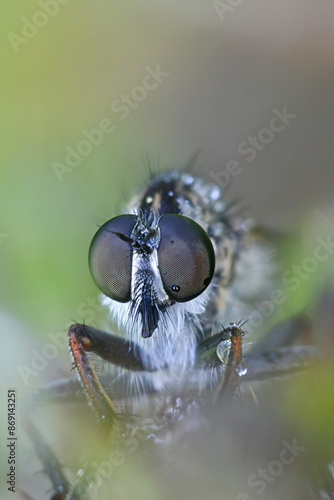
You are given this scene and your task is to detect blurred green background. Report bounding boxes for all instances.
[1,1,334,499]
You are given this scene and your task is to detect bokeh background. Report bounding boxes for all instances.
[1,1,334,499]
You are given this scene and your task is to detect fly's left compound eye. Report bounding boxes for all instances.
[158,214,215,302]
[89,215,137,302]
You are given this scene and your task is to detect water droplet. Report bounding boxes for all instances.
[216,340,231,364]
[183,174,194,186]
[236,362,247,377]
[209,186,221,200]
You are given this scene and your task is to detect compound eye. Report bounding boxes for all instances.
[89,215,137,302]
[158,214,215,302]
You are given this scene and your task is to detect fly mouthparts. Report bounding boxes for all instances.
[141,329,153,339]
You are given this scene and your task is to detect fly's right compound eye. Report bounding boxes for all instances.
[89,215,137,302]
[157,214,215,302]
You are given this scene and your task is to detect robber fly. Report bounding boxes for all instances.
[24,165,320,500]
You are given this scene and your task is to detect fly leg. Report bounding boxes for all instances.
[23,378,124,499]
[68,323,158,425]
[23,325,159,499]
[241,316,319,383]
[22,379,88,499]
[212,324,245,403]
[196,323,245,404]
[197,317,320,405]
